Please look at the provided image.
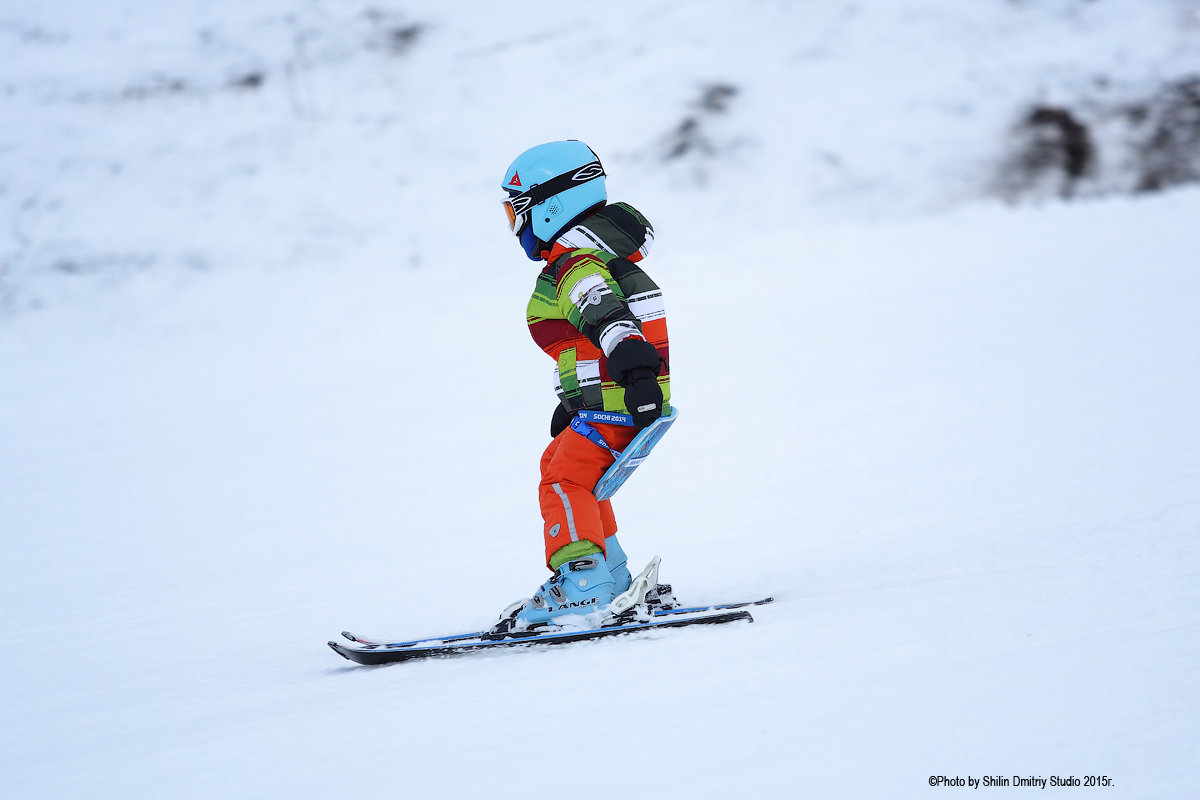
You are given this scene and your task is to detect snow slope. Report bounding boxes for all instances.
[2,2,1199,798]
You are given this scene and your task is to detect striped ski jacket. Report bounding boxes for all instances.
[526,202,671,417]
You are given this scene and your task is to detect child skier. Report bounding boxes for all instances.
[494,140,671,632]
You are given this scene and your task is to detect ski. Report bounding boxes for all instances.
[659,595,774,614]
[329,606,756,666]
[338,595,774,649]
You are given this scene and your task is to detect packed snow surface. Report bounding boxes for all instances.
[2,2,1198,798]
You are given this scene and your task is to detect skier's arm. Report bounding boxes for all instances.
[555,256,647,357]
[555,255,664,427]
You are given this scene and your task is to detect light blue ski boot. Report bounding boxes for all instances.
[605,534,632,594]
[491,555,616,636]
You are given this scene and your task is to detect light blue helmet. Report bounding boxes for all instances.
[501,140,607,247]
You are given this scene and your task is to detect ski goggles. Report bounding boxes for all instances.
[501,194,527,235]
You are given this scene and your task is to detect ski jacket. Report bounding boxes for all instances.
[526,202,671,417]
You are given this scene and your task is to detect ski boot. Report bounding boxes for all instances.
[604,534,632,594]
[489,555,616,638]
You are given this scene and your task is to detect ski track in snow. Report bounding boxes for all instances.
[1,2,1199,798]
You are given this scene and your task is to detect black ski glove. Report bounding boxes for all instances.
[623,369,664,429]
[607,338,665,429]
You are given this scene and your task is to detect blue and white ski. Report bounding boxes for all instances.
[337,595,775,650]
[328,602,766,666]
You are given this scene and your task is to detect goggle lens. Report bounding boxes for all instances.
[502,198,524,235]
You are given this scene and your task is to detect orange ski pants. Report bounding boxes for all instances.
[539,422,639,569]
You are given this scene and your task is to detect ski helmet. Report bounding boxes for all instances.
[501,140,607,247]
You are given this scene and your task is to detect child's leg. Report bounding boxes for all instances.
[538,423,636,569]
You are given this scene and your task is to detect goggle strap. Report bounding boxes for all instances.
[508,160,605,215]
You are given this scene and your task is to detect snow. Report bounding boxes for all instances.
[2,2,1199,798]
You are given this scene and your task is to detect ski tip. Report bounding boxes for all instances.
[340,631,359,643]
[328,641,351,660]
